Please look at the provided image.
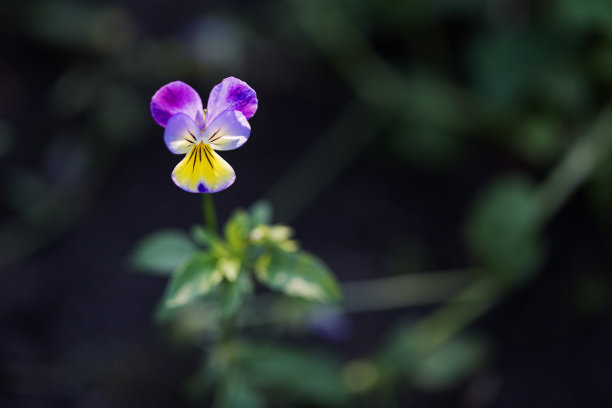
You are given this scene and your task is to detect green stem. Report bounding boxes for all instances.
[406,278,502,351]
[535,101,612,223]
[235,269,479,329]
[202,194,218,234]
[342,268,477,313]
[212,288,240,407]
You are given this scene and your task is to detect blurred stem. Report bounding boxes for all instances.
[342,268,477,313]
[276,0,490,223]
[291,0,489,120]
[239,269,480,328]
[213,286,240,407]
[407,278,502,351]
[203,194,218,234]
[536,101,612,223]
[201,195,237,408]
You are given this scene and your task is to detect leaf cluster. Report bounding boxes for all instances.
[131,201,341,325]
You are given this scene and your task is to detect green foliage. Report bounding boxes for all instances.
[555,0,612,34]
[132,201,341,318]
[249,200,272,227]
[163,254,223,309]
[131,202,346,406]
[469,30,574,109]
[411,334,490,391]
[195,340,349,407]
[466,177,545,286]
[377,323,490,392]
[9,0,612,404]
[215,379,265,408]
[190,224,219,247]
[222,271,253,318]
[224,209,251,253]
[130,229,198,275]
[237,342,349,406]
[255,249,342,303]
[515,115,565,165]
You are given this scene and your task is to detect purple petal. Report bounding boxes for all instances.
[202,110,251,151]
[195,110,205,129]
[164,113,201,154]
[151,81,204,127]
[205,77,257,127]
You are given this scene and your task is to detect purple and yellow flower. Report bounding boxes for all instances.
[151,77,257,193]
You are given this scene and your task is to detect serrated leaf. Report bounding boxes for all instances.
[255,250,341,303]
[164,254,222,309]
[131,230,198,275]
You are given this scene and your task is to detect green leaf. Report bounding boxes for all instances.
[190,225,218,247]
[223,271,253,318]
[131,230,198,275]
[555,0,612,33]
[164,254,222,309]
[468,30,572,109]
[378,323,490,390]
[466,176,545,285]
[255,249,342,303]
[217,257,241,282]
[224,209,251,252]
[412,334,490,391]
[515,115,564,165]
[216,379,265,408]
[154,299,221,340]
[249,200,272,227]
[241,342,348,406]
[192,225,232,260]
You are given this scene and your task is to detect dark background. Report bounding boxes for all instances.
[2,0,612,407]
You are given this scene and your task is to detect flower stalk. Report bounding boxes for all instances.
[203,194,218,234]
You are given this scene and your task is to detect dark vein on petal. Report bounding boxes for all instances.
[186,146,197,162]
[208,129,222,143]
[203,145,214,169]
[187,130,197,142]
[192,145,198,172]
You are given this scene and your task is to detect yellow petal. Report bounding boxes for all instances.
[171,143,235,193]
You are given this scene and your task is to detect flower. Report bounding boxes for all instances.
[151,77,258,193]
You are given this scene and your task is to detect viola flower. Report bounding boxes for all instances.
[151,77,257,193]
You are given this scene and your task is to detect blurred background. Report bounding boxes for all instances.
[2,0,612,407]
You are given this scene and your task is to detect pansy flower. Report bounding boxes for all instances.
[151,77,257,193]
